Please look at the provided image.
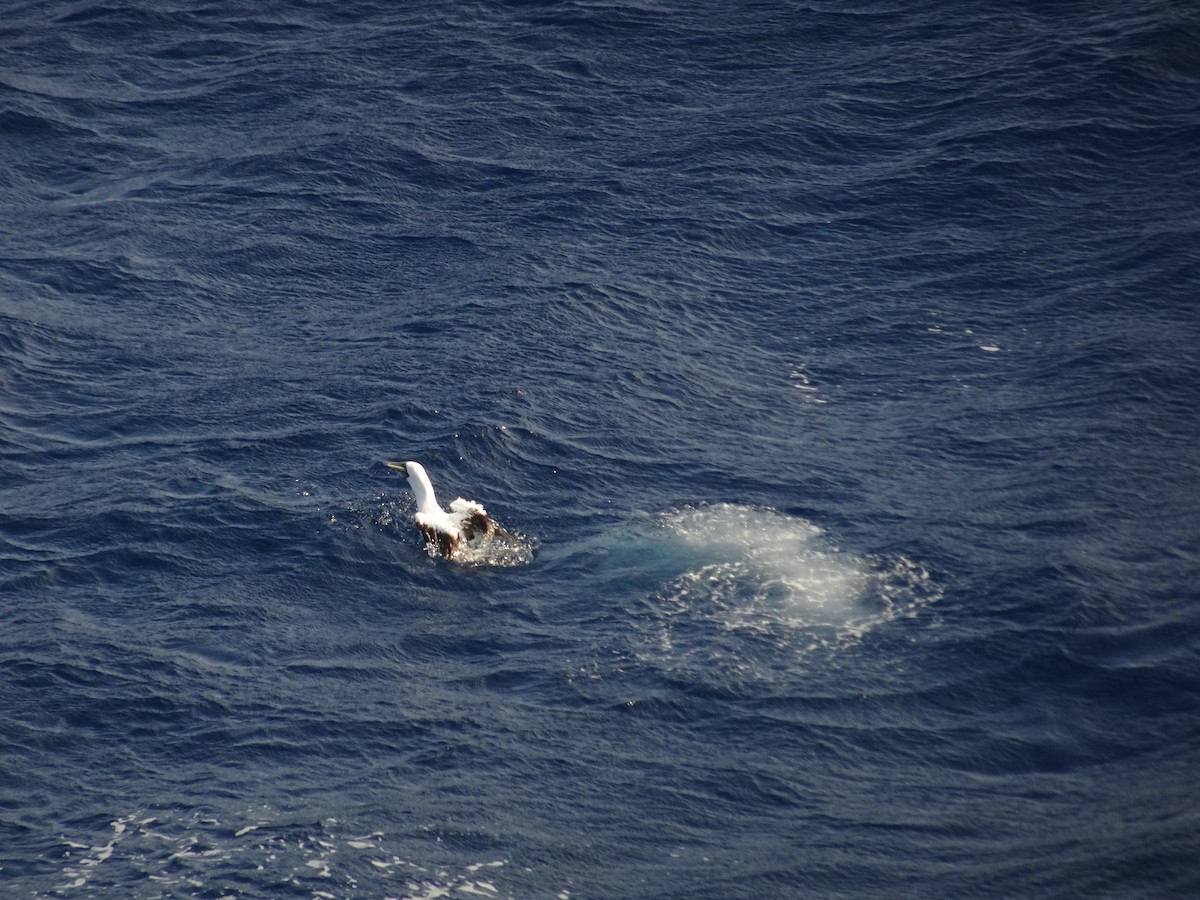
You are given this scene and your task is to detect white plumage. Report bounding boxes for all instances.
[386,460,502,560]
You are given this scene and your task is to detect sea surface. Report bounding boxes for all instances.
[2,1,1199,897]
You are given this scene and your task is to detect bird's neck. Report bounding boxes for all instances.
[409,470,443,516]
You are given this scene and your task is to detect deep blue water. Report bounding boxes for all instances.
[3,0,1200,896]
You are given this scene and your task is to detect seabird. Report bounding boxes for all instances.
[385,460,507,560]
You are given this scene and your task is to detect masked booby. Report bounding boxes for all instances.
[385,460,509,560]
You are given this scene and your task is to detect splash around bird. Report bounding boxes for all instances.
[385,461,534,566]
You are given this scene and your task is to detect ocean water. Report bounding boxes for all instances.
[2,0,1199,896]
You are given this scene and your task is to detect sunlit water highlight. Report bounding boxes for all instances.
[44,811,523,900]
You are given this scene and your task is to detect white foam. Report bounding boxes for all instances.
[659,505,867,622]
[643,504,939,672]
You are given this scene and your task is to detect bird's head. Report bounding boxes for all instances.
[386,460,439,514]
[386,460,429,483]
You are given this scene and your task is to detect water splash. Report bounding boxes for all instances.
[447,525,538,568]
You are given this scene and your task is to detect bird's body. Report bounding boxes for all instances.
[386,460,506,560]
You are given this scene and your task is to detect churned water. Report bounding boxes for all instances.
[2,0,1199,897]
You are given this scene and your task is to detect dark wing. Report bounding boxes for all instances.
[419,523,458,558]
[458,511,496,544]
